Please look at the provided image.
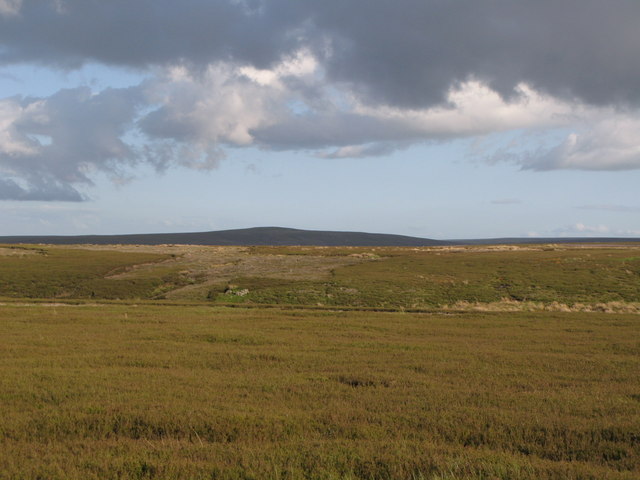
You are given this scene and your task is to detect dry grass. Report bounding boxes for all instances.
[445,299,640,314]
[0,246,40,256]
[2,244,640,478]
[0,304,638,479]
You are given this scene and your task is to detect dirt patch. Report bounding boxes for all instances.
[0,247,40,256]
[57,244,368,300]
[160,250,364,300]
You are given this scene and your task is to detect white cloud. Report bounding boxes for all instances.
[0,86,141,200]
[492,199,522,205]
[146,65,601,161]
[530,115,640,170]
[239,49,318,87]
[0,51,327,199]
[576,204,640,213]
[256,80,630,161]
[552,223,640,237]
[574,223,610,234]
[352,82,574,139]
[138,51,323,167]
[142,63,285,148]
[0,0,22,17]
[0,98,40,156]
[319,142,403,159]
[3,52,640,201]
[0,0,639,211]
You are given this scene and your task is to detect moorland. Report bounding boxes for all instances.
[0,242,639,479]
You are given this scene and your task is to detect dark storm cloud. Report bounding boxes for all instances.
[0,0,306,70]
[1,0,639,109]
[312,0,640,108]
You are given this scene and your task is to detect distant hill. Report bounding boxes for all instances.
[455,237,640,245]
[0,226,452,247]
[0,227,638,247]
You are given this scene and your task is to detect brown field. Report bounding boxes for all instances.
[0,243,639,479]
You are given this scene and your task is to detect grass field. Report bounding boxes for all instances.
[1,304,639,479]
[0,245,171,299]
[2,243,640,310]
[0,244,639,479]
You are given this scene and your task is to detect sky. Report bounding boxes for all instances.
[1,0,639,239]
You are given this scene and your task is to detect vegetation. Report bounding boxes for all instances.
[4,243,640,309]
[0,304,638,479]
[0,245,172,299]
[216,246,640,309]
[1,243,639,478]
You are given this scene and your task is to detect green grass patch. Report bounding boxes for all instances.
[226,247,640,309]
[0,246,171,299]
[3,245,640,308]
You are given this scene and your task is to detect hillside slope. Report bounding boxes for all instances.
[1,226,638,246]
[0,226,451,247]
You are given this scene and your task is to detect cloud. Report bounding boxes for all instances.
[2,1,640,200]
[0,53,323,200]
[4,60,640,201]
[0,177,84,201]
[0,202,101,234]
[553,223,640,237]
[252,81,581,152]
[574,223,610,234]
[552,223,610,237]
[492,199,522,205]
[576,205,640,213]
[136,64,600,157]
[138,63,284,167]
[314,1,640,109]
[318,143,406,159]
[0,0,22,17]
[478,105,640,171]
[522,114,640,171]
[0,0,299,69]
[136,50,323,169]
[0,86,142,200]
[1,1,639,109]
